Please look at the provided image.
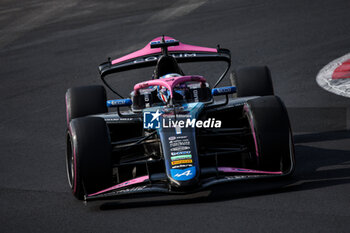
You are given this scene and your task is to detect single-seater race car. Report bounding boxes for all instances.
[65,36,295,201]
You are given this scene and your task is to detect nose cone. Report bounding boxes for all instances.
[159,126,200,189]
[156,102,205,190]
[169,167,199,190]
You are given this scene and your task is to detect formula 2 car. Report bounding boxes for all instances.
[65,36,295,201]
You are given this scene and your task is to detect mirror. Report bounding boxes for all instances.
[211,86,236,96]
[107,98,132,107]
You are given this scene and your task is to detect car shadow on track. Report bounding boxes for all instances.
[293,130,350,144]
[95,130,350,211]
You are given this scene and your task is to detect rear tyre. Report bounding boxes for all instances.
[235,66,274,97]
[66,117,112,200]
[243,96,294,173]
[65,85,107,125]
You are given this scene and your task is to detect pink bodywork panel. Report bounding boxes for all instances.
[112,36,217,65]
[88,175,149,197]
[134,75,206,98]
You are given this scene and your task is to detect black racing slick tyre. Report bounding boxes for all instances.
[243,96,295,173]
[66,117,112,200]
[235,66,274,97]
[65,85,107,125]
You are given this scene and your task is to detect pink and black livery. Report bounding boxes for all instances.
[65,36,296,202]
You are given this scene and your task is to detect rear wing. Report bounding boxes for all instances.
[98,36,231,97]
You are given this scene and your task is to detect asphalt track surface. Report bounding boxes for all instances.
[1,0,350,232]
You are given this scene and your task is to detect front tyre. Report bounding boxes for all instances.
[66,117,112,200]
[244,96,295,173]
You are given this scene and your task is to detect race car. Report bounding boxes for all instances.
[65,36,295,201]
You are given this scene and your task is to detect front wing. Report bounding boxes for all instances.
[85,167,285,201]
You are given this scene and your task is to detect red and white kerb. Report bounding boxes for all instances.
[316,53,350,98]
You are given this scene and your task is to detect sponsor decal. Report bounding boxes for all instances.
[108,186,147,196]
[169,140,190,147]
[168,135,192,167]
[134,53,197,64]
[169,136,190,148]
[171,151,191,156]
[174,170,192,177]
[150,39,177,45]
[170,167,196,181]
[172,164,193,169]
[193,89,199,102]
[171,154,192,160]
[170,146,191,152]
[171,159,192,166]
[168,136,176,141]
[104,117,134,121]
[224,175,260,180]
[162,106,186,112]
[316,53,350,98]
[175,136,188,139]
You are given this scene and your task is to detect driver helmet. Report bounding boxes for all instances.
[157,73,186,103]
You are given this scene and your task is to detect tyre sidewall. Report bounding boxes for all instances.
[67,117,112,199]
[244,96,294,172]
